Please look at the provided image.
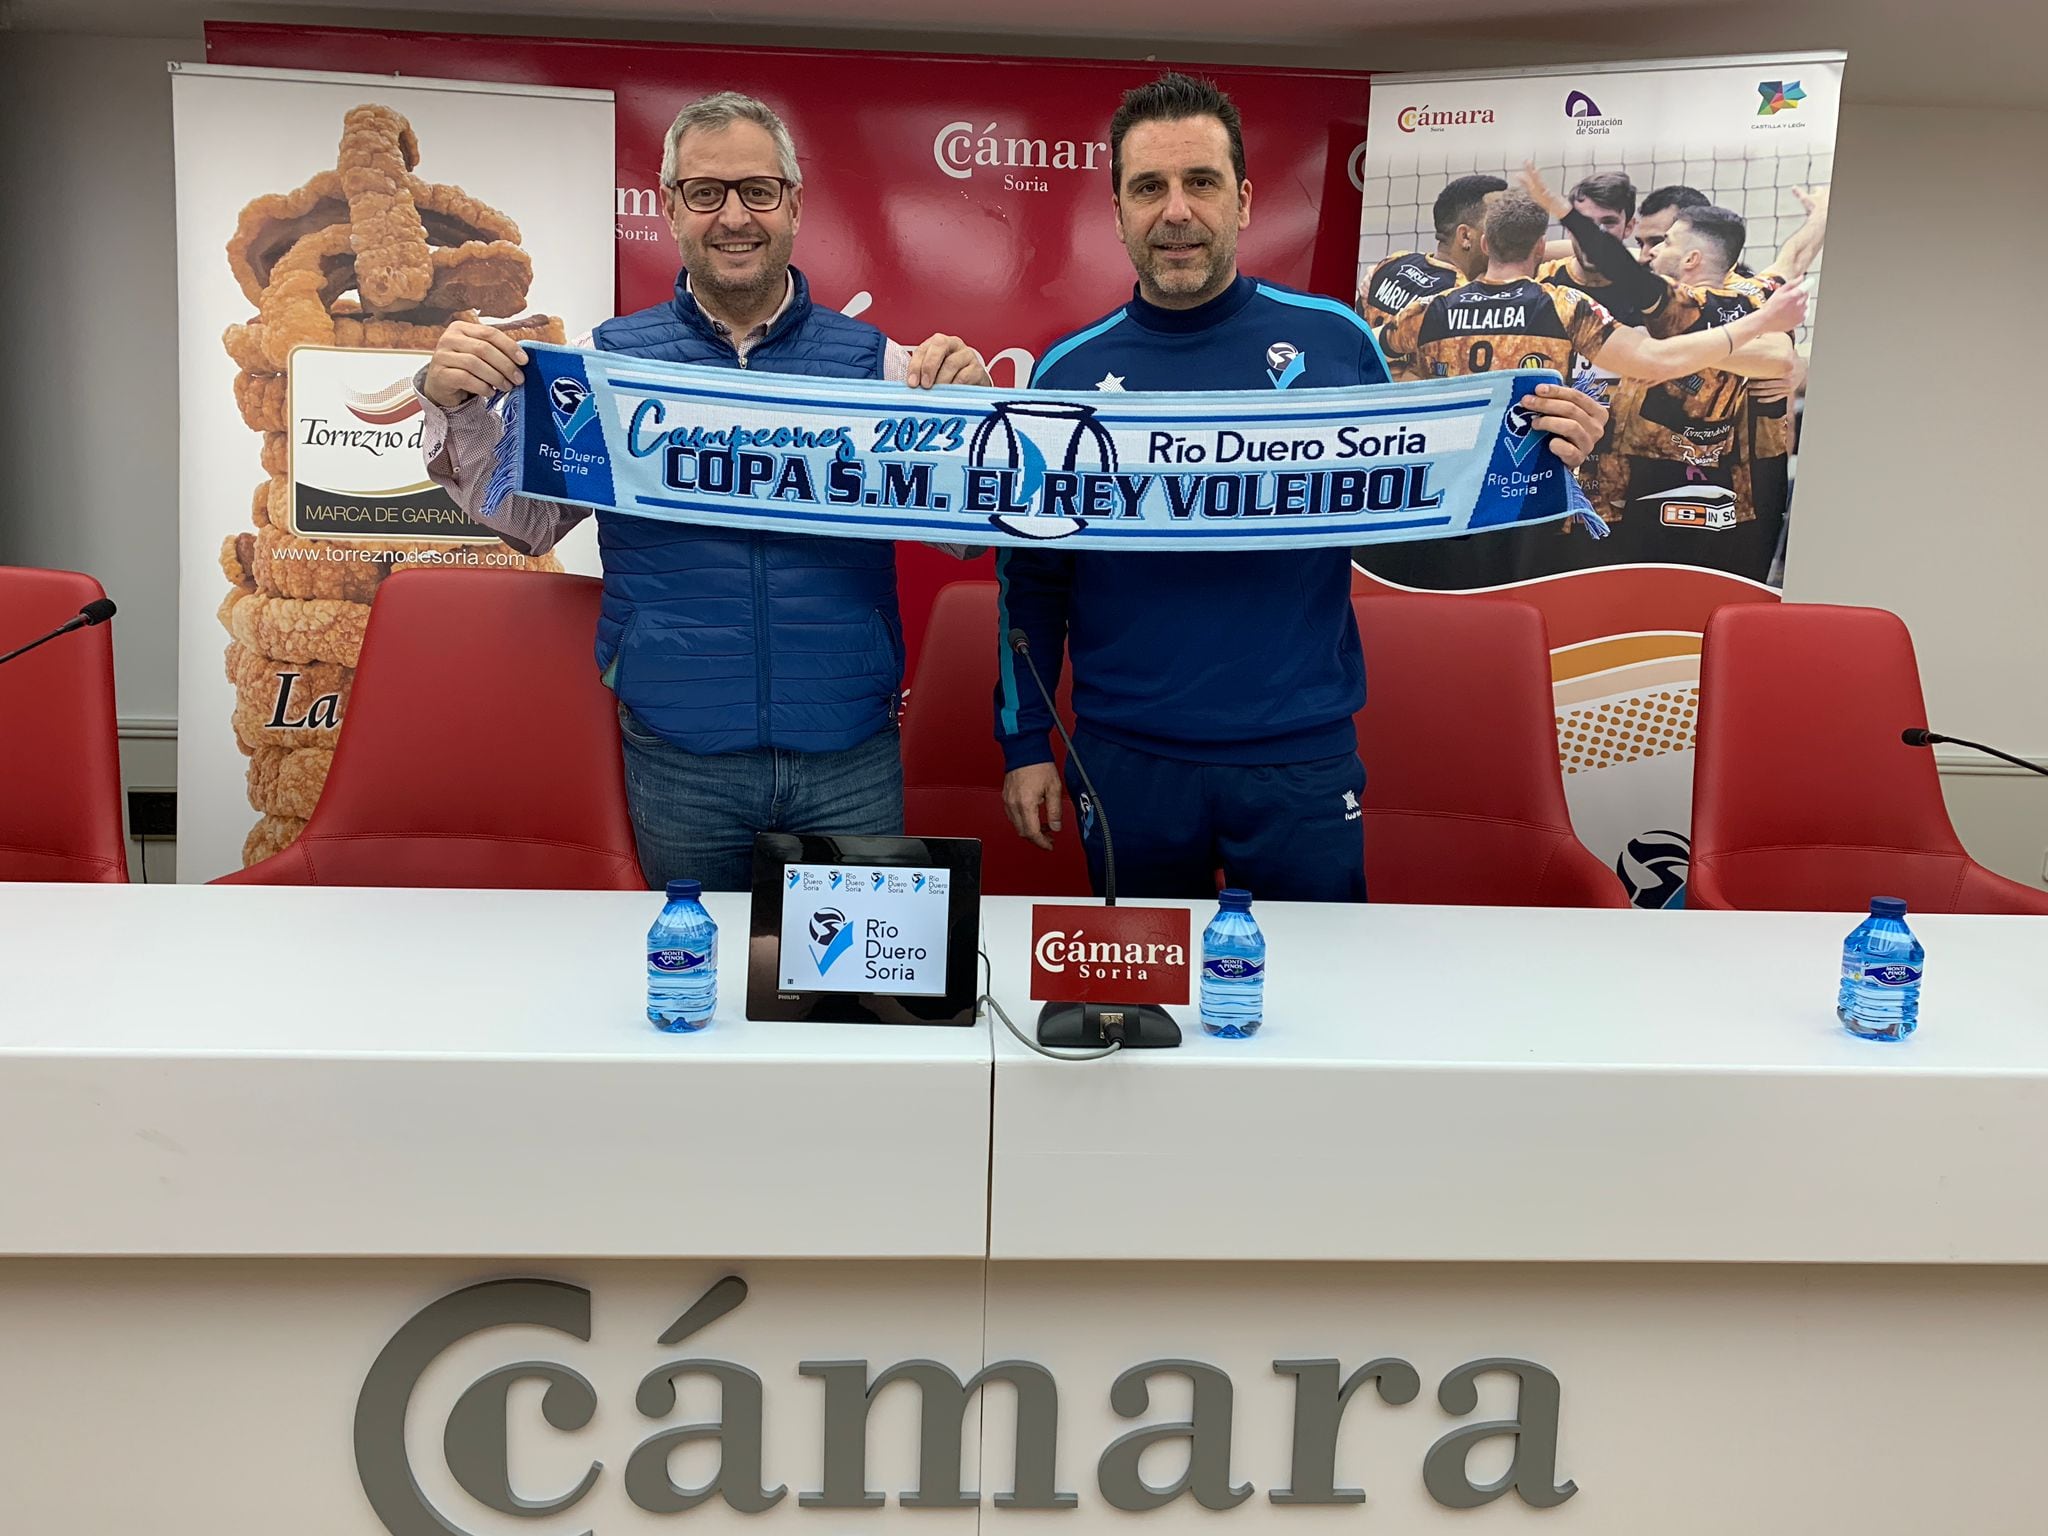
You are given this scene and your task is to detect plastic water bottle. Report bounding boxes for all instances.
[1837,896,1923,1041]
[1200,887,1266,1038]
[647,878,717,1032]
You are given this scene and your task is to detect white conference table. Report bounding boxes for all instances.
[0,883,991,1258]
[980,899,2048,1264]
[4,882,2047,1535]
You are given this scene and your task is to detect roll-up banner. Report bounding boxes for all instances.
[1354,54,1843,903]
[172,63,615,879]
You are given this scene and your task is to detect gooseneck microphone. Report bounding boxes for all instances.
[0,597,117,669]
[1902,727,2048,779]
[1009,627,1119,904]
[1006,627,1180,1050]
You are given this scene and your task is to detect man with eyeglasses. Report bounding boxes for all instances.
[417,91,989,891]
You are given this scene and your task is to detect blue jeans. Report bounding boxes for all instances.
[1063,730,1367,903]
[618,704,904,891]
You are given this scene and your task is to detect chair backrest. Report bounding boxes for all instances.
[900,580,1089,897]
[1692,602,2048,913]
[0,566,127,882]
[1352,592,1626,907]
[219,568,644,889]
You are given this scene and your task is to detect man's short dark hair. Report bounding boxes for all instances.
[1108,71,1246,195]
[1640,184,1710,221]
[1433,174,1508,241]
[1483,191,1553,265]
[1673,205,1747,273]
[1569,171,1637,222]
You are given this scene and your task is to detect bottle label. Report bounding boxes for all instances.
[1861,963,1921,987]
[1203,957,1264,982]
[650,947,713,973]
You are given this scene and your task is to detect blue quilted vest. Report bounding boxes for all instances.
[590,267,899,755]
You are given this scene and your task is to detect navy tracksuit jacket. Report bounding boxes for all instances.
[995,274,1391,901]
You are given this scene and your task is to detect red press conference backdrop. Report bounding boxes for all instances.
[206,23,1371,675]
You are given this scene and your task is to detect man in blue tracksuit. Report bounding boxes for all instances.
[996,73,1607,901]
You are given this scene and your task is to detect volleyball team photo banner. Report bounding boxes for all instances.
[492,346,1581,551]
[1353,52,1846,907]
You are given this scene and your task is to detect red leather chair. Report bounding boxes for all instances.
[1690,602,2048,913]
[0,566,127,882]
[900,580,1090,897]
[1353,592,1626,906]
[220,569,644,889]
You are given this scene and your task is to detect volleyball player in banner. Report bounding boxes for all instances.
[1358,192,1807,586]
[1358,173,1506,378]
[1354,115,1832,593]
[1515,163,1827,578]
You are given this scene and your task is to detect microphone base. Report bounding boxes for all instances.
[1035,1000,1182,1050]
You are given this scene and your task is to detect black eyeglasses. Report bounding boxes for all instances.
[665,176,795,214]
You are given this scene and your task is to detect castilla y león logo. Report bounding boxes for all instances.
[352,1274,1577,1533]
[1757,80,1806,115]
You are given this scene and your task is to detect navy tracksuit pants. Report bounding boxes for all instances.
[1062,730,1368,904]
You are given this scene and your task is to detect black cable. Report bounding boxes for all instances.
[1008,631,1117,906]
[1924,734,2048,779]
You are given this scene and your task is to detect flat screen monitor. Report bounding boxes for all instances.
[745,832,981,1026]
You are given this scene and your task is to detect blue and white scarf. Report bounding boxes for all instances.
[486,343,1585,551]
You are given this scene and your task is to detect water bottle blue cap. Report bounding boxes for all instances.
[1219,887,1253,910]
[666,879,702,902]
[1870,896,1907,917]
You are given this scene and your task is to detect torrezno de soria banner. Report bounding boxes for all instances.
[489,345,1585,550]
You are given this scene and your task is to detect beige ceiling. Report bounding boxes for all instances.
[4,0,2040,111]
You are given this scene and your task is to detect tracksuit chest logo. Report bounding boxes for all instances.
[1266,341,1307,389]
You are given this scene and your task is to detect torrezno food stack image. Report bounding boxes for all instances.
[213,103,565,866]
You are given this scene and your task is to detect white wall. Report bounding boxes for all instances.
[2,31,2042,887]
[1784,101,2048,884]
[0,32,194,729]
[0,32,196,881]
